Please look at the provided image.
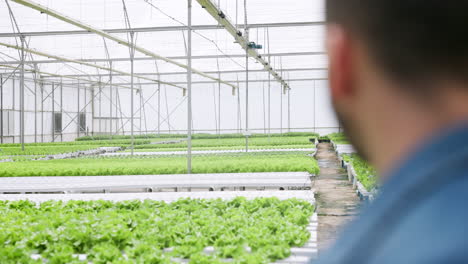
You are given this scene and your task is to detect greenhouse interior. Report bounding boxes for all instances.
[0,0,375,263]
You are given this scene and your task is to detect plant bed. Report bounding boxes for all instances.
[341,154,378,200]
[124,144,315,153]
[327,133,350,145]
[112,148,316,157]
[0,138,153,148]
[0,152,320,177]
[75,132,319,141]
[131,137,315,150]
[0,197,315,264]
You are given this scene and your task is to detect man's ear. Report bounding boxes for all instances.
[326,24,354,100]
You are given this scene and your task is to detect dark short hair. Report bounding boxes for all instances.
[326,1,468,89]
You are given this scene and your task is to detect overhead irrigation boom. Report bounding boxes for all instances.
[196,0,291,90]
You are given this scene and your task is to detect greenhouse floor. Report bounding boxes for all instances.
[314,143,361,254]
[0,172,313,193]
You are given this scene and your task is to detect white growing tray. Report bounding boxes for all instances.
[0,172,313,193]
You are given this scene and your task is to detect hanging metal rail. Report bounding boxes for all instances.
[196,0,291,90]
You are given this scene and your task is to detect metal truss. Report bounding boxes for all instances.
[0,21,324,38]
[0,51,326,65]
[11,0,236,89]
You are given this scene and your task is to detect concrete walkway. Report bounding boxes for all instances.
[314,143,360,255]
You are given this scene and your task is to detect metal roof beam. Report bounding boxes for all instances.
[0,51,326,65]
[108,78,328,86]
[11,0,236,88]
[0,21,324,38]
[33,67,328,78]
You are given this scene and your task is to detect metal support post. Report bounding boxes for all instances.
[164,86,171,133]
[52,83,55,142]
[20,36,25,150]
[115,81,119,136]
[244,1,250,152]
[218,77,221,137]
[40,79,44,142]
[99,76,102,134]
[266,27,271,141]
[91,86,94,136]
[139,86,143,135]
[237,77,241,133]
[60,79,63,141]
[77,81,80,138]
[187,0,193,174]
[268,70,271,141]
[130,32,135,155]
[34,74,37,143]
[288,87,291,132]
[158,82,161,136]
[0,75,3,144]
[85,84,88,135]
[12,75,15,143]
[313,81,316,132]
[109,62,113,137]
[280,84,283,134]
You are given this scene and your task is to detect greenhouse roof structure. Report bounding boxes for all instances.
[0,0,334,158]
[0,0,327,87]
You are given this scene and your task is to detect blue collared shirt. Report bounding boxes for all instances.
[314,123,468,263]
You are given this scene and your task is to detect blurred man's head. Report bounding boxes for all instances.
[326,1,468,174]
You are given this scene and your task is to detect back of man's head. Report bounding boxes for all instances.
[327,0,468,94]
[325,1,468,173]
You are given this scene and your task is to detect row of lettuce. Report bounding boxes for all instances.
[0,151,320,177]
[328,133,378,193]
[0,198,314,264]
[0,132,320,177]
[0,132,318,157]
